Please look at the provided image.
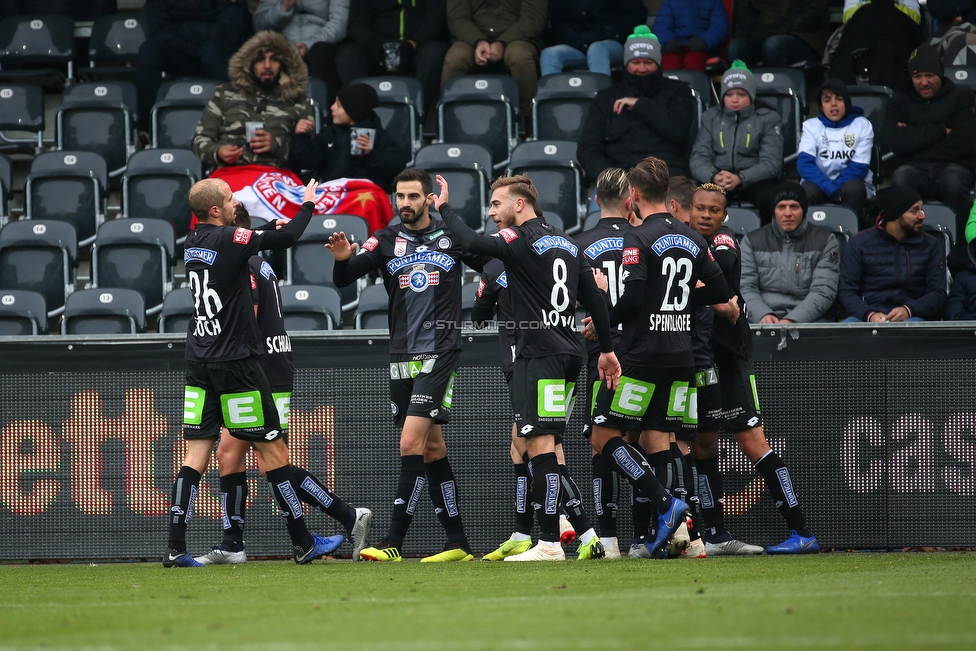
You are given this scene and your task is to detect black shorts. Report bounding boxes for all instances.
[512,354,581,441]
[270,384,293,442]
[183,357,284,443]
[591,365,693,433]
[581,359,600,439]
[680,365,722,438]
[717,355,762,433]
[506,376,520,421]
[389,350,459,428]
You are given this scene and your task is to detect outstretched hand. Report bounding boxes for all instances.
[598,351,621,390]
[325,231,357,261]
[303,178,319,204]
[431,174,449,211]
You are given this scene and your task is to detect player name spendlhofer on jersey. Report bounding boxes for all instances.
[616,213,725,368]
[336,217,487,355]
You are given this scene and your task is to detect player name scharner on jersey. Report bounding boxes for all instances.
[612,213,729,368]
[331,217,488,354]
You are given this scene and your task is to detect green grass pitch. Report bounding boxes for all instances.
[2,553,975,650]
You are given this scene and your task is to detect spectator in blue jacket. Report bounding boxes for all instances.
[839,186,947,322]
[539,0,647,76]
[653,0,729,72]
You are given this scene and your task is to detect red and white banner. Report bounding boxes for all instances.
[206,165,393,234]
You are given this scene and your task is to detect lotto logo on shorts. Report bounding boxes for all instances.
[538,380,575,418]
[273,392,291,429]
[668,381,691,418]
[220,391,265,428]
[233,228,252,245]
[610,377,654,415]
[497,228,519,243]
[622,247,640,265]
[183,385,206,425]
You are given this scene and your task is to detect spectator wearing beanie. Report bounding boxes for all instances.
[740,180,840,323]
[690,61,784,223]
[653,0,728,72]
[797,78,875,228]
[884,43,976,273]
[838,186,947,322]
[578,25,695,181]
[290,83,410,192]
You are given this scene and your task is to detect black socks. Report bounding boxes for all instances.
[219,471,248,552]
[167,465,201,553]
[592,454,619,538]
[514,462,534,536]
[386,454,426,547]
[529,452,560,543]
[426,456,468,546]
[266,465,313,551]
[755,451,810,536]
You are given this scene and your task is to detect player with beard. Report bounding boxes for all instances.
[166,177,345,567]
[689,183,819,554]
[194,205,374,564]
[325,167,488,562]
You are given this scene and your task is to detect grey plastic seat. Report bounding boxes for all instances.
[0,152,11,220]
[92,217,175,314]
[664,70,716,106]
[122,149,202,243]
[755,86,802,162]
[848,85,893,158]
[0,289,47,335]
[79,13,146,82]
[532,72,611,142]
[280,284,343,330]
[57,81,137,176]
[725,207,761,239]
[0,14,74,86]
[354,76,424,164]
[61,287,145,334]
[158,287,193,334]
[416,143,492,230]
[25,150,107,246]
[755,67,808,113]
[355,283,390,330]
[808,205,860,254]
[506,140,585,233]
[151,79,217,149]
[287,214,371,309]
[438,74,519,169]
[0,219,77,317]
[0,82,45,150]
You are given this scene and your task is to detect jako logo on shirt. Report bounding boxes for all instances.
[233,228,252,245]
[622,247,640,265]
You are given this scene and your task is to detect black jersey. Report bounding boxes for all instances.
[613,212,728,368]
[183,203,311,362]
[248,256,293,388]
[332,216,488,354]
[573,217,632,361]
[691,304,715,367]
[708,227,753,360]
[473,258,515,378]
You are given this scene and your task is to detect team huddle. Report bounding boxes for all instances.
[164,155,818,566]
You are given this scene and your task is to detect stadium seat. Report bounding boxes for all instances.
[946,66,976,93]
[61,287,145,335]
[755,68,808,113]
[415,143,492,231]
[0,82,45,150]
[921,203,957,246]
[91,218,175,314]
[532,72,611,142]
[808,205,859,254]
[506,140,586,233]
[354,76,424,165]
[0,289,47,335]
[78,13,146,82]
[848,85,893,158]
[151,79,217,149]
[0,152,11,220]
[355,283,389,330]
[483,216,499,234]
[304,77,329,133]
[56,81,137,176]
[755,86,802,162]
[280,284,343,330]
[725,207,761,239]
[437,74,519,170]
[0,219,77,317]
[122,149,202,244]
[582,211,601,231]
[287,214,370,309]
[158,287,193,334]
[25,151,107,246]
[542,211,565,231]
[0,14,74,87]
[460,280,479,323]
[664,70,716,106]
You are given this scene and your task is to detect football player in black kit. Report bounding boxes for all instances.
[689,183,819,554]
[195,206,374,565]
[584,158,735,559]
[166,178,344,567]
[437,173,621,561]
[326,167,486,562]
[472,256,608,561]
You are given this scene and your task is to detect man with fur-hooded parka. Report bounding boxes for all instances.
[192,30,315,169]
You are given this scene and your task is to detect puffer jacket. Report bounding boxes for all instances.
[945,264,976,320]
[192,30,314,169]
[838,224,947,320]
[740,218,840,322]
[253,0,350,47]
[653,0,729,54]
[689,101,784,188]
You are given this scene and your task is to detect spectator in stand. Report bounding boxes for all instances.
[192,30,313,170]
[839,186,947,322]
[135,0,252,133]
[944,258,976,320]
[578,26,695,181]
[539,0,647,77]
[1,0,116,20]
[289,83,409,192]
[253,0,349,107]
[652,0,728,73]
[726,0,829,69]
[690,61,784,222]
[797,78,875,228]
[884,44,976,270]
[829,0,923,88]
[442,0,547,117]
[336,0,449,117]
[740,181,840,324]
